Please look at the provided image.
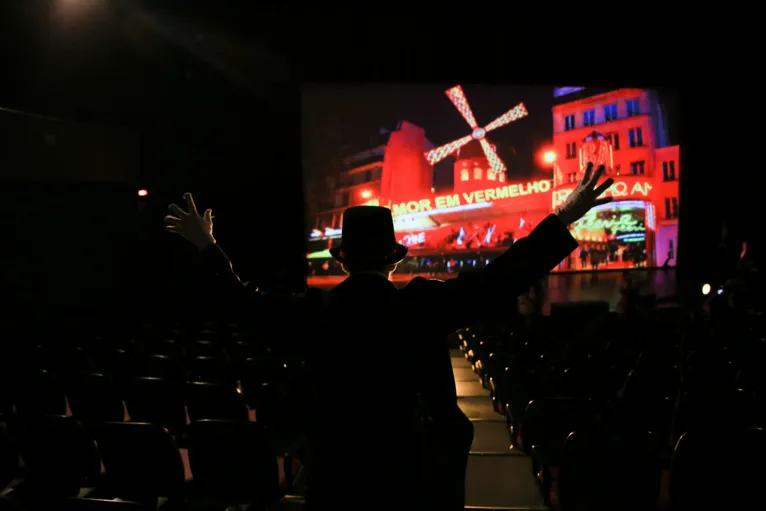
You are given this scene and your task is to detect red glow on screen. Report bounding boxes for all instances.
[138,189,148,197]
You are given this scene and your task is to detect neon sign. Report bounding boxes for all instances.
[573,213,644,235]
[400,232,426,246]
[310,227,342,239]
[553,180,653,209]
[579,137,613,170]
[391,180,552,217]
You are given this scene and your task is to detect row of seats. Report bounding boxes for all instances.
[1,320,303,510]
[460,306,766,510]
[1,322,307,445]
[1,416,281,510]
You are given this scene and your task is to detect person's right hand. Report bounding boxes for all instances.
[164,193,216,250]
[555,162,615,226]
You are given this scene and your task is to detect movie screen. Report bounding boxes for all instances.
[302,85,679,285]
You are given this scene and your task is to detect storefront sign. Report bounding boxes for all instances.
[310,227,342,239]
[553,180,653,209]
[573,212,644,235]
[400,232,426,246]
[392,179,552,217]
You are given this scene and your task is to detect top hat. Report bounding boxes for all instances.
[329,206,408,266]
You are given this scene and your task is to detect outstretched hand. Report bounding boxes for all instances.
[555,162,614,226]
[165,193,216,250]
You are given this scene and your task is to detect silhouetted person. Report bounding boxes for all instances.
[164,162,614,510]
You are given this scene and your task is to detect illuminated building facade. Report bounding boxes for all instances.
[308,87,679,274]
[551,88,680,270]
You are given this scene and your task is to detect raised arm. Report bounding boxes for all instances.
[415,163,614,333]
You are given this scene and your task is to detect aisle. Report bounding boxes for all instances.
[451,349,549,511]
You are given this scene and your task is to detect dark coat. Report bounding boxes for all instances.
[199,214,578,509]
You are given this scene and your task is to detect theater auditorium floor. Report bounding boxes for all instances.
[307,268,677,313]
[452,350,548,510]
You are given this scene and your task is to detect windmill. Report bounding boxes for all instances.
[424,85,528,176]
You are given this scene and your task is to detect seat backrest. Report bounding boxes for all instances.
[0,423,22,490]
[186,419,279,501]
[185,382,248,422]
[89,422,185,497]
[6,414,101,488]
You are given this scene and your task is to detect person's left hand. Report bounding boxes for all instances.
[164,193,216,250]
[556,162,615,225]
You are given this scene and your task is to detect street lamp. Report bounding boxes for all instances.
[361,189,372,199]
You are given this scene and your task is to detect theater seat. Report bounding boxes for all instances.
[65,373,124,424]
[186,419,281,508]
[669,428,766,510]
[186,357,236,387]
[25,498,143,511]
[5,415,102,497]
[12,370,67,416]
[130,355,184,383]
[124,378,186,435]
[88,422,185,505]
[185,341,224,359]
[185,382,248,423]
[0,424,22,492]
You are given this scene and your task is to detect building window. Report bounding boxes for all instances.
[583,109,595,127]
[664,198,671,219]
[626,98,641,117]
[566,142,577,159]
[630,161,645,175]
[628,127,643,148]
[564,114,575,131]
[609,132,620,150]
[487,170,496,181]
[334,192,348,208]
[474,167,483,180]
[461,169,469,181]
[671,197,678,218]
[662,161,676,181]
[604,104,618,121]
[568,172,578,183]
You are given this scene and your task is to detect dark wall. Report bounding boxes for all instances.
[0,108,139,183]
[2,181,137,324]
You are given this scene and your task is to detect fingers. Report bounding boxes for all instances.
[581,162,594,185]
[594,196,614,207]
[590,165,606,186]
[165,225,180,233]
[164,215,182,226]
[184,193,199,216]
[168,204,187,217]
[593,177,615,197]
[203,209,213,223]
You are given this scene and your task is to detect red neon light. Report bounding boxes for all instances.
[424,85,528,176]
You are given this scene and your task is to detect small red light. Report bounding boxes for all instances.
[138,189,148,197]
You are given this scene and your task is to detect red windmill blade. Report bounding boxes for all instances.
[425,85,528,175]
